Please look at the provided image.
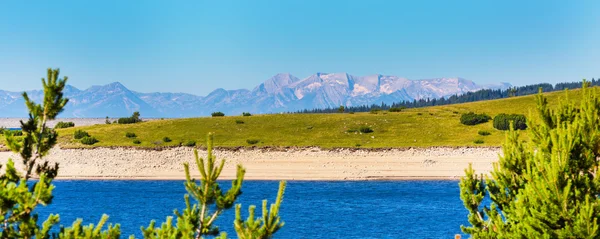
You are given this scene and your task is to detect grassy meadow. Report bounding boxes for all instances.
[2,87,594,149]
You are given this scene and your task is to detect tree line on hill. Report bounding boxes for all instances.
[294,78,600,113]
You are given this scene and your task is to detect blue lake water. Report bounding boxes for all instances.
[37,180,468,238]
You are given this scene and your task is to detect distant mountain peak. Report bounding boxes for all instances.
[255,73,300,94]
[63,85,81,94]
[105,81,127,89]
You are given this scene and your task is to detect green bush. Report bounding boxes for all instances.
[117,117,139,124]
[133,139,141,144]
[183,140,196,147]
[246,139,260,145]
[242,112,252,116]
[348,112,355,114]
[370,109,381,114]
[125,132,137,138]
[493,113,527,130]
[117,111,142,124]
[417,113,423,115]
[473,139,484,144]
[212,112,225,117]
[73,130,90,139]
[346,128,358,133]
[478,130,491,136]
[235,120,244,124]
[163,137,172,143]
[389,107,405,112]
[460,112,491,126]
[359,126,374,133]
[80,136,99,145]
[54,121,75,129]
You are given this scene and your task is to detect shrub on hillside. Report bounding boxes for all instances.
[370,109,381,114]
[183,140,196,147]
[242,112,252,116]
[118,111,142,124]
[211,112,225,117]
[246,139,260,145]
[125,132,137,138]
[73,130,90,139]
[460,112,491,126]
[477,130,491,136]
[163,137,172,143]
[493,113,527,130]
[235,120,244,124]
[389,107,405,112]
[54,121,75,129]
[133,139,141,144]
[473,139,484,144]
[80,136,99,145]
[359,126,374,133]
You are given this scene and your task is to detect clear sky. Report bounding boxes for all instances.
[1,0,599,95]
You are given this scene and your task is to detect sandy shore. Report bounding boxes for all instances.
[0,147,500,180]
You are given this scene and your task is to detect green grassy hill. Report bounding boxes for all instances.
[4,88,593,149]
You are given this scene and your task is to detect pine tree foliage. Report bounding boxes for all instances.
[0,68,121,238]
[460,81,600,238]
[56,214,122,238]
[142,133,286,239]
[5,68,68,180]
[233,181,286,239]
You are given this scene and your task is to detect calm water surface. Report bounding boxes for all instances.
[37,180,468,238]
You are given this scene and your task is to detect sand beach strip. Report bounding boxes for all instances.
[0,147,500,180]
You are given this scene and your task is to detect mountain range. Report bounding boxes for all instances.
[0,73,511,118]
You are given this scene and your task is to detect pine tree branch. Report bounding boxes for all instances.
[206,209,222,230]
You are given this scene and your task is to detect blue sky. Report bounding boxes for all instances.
[1,0,599,95]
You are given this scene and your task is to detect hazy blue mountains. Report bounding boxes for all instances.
[0,73,510,118]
